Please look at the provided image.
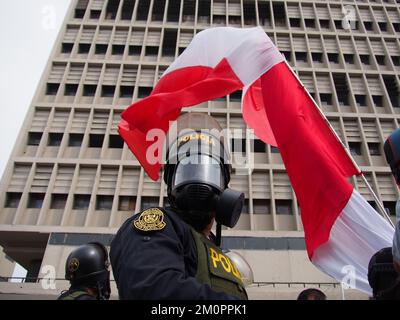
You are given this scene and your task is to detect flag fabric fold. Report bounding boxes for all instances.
[259,62,394,293]
[120,26,394,294]
[120,27,284,180]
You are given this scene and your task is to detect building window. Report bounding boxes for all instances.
[251,139,266,153]
[50,194,68,209]
[290,18,301,28]
[229,90,242,102]
[392,56,400,66]
[73,194,91,210]
[46,83,60,96]
[75,9,86,19]
[368,201,377,210]
[64,84,78,96]
[5,192,22,208]
[372,95,383,107]
[83,85,97,96]
[112,45,125,55]
[95,44,108,54]
[78,43,91,54]
[28,132,43,146]
[141,196,159,211]
[89,134,104,148]
[162,29,178,57]
[364,21,373,31]
[319,19,330,29]
[333,74,349,106]
[109,135,124,149]
[305,19,315,28]
[276,200,292,215]
[320,93,332,106]
[101,85,116,97]
[271,146,280,153]
[295,52,308,63]
[355,95,367,107]
[145,46,159,56]
[120,86,134,98]
[90,10,101,19]
[48,132,63,146]
[328,53,339,63]
[344,54,354,64]
[96,195,114,210]
[61,43,73,53]
[349,142,362,156]
[383,75,399,108]
[118,196,136,211]
[138,87,153,98]
[253,199,270,214]
[69,133,84,147]
[334,20,343,30]
[312,52,323,63]
[393,23,400,32]
[360,55,370,65]
[281,51,291,61]
[27,193,45,209]
[129,46,142,56]
[106,0,120,19]
[378,22,387,32]
[376,55,386,66]
[384,201,396,216]
[368,143,381,156]
[121,0,134,20]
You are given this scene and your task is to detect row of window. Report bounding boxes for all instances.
[62,34,180,58]
[61,23,400,58]
[28,107,400,147]
[60,41,400,72]
[44,75,400,111]
[24,130,393,156]
[72,0,400,34]
[27,132,124,149]
[5,191,398,217]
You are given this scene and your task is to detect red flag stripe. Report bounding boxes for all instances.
[260,61,360,258]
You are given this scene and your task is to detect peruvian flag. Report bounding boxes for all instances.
[120,27,394,293]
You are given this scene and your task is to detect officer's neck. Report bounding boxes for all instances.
[202,218,214,238]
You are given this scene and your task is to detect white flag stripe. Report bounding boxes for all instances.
[312,190,394,294]
[164,27,284,87]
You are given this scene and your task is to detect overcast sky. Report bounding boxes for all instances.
[0,0,71,178]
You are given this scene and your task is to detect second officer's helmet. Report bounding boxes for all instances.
[65,242,111,299]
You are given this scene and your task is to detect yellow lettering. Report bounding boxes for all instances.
[230,259,241,279]
[210,248,220,269]
[219,255,231,273]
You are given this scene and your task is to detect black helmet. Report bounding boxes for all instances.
[367,247,398,299]
[163,113,244,237]
[65,242,111,300]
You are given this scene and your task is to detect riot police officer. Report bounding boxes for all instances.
[111,113,249,299]
[58,242,111,300]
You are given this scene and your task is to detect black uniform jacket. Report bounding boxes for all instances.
[110,207,239,300]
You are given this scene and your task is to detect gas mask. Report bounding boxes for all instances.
[164,113,244,244]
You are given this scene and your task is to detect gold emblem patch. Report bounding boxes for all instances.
[68,258,80,273]
[133,208,166,232]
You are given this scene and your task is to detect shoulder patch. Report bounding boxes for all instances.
[133,208,166,232]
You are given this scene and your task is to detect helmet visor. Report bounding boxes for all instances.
[173,154,224,190]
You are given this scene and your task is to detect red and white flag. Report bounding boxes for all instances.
[120,27,394,293]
